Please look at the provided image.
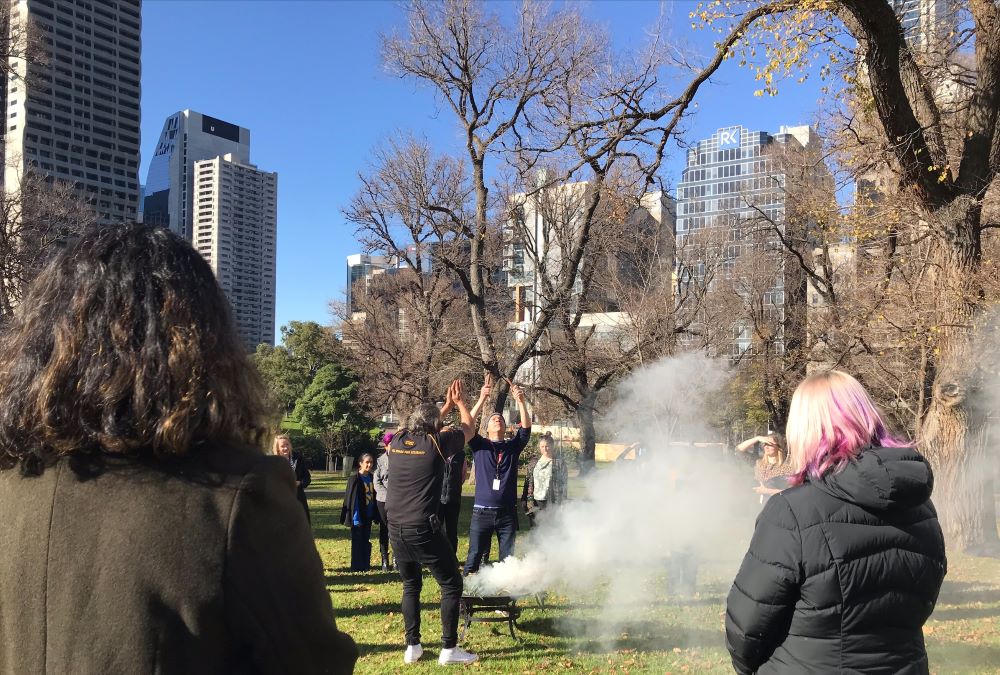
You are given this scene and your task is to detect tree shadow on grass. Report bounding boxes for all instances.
[516,617,723,652]
[326,570,398,585]
[928,640,1000,673]
[935,580,1000,607]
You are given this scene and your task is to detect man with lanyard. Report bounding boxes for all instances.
[463,375,531,575]
[386,380,477,665]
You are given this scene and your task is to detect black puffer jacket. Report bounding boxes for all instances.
[726,447,946,674]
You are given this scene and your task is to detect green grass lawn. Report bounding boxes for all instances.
[309,473,1000,673]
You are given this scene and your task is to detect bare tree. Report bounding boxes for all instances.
[369,0,791,416]
[691,0,1000,551]
[0,171,99,319]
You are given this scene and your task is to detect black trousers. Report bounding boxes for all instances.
[350,521,372,571]
[389,522,463,648]
[376,500,390,555]
[438,499,462,555]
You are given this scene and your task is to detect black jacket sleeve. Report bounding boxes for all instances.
[339,474,359,527]
[225,457,358,673]
[294,453,312,489]
[725,494,802,674]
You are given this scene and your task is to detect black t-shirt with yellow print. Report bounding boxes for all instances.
[385,428,464,526]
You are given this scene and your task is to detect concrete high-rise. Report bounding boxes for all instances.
[143,110,250,239]
[192,153,277,350]
[3,0,142,222]
[675,124,828,358]
[891,0,950,51]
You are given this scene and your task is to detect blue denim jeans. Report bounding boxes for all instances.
[463,506,516,575]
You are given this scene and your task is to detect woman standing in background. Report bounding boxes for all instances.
[521,434,568,527]
[735,432,794,502]
[341,453,378,571]
[274,434,312,522]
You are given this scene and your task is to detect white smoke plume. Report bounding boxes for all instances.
[466,353,762,638]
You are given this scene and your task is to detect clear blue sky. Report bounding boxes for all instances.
[140,1,825,343]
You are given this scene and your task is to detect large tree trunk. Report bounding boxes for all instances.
[919,199,1000,555]
[576,395,597,475]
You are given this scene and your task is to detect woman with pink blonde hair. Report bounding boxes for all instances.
[726,370,946,674]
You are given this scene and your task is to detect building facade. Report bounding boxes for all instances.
[3,0,142,222]
[143,110,250,239]
[346,253,398,316]
[192,153,277,350]
[891,0,951,51]
[675,124,826,358]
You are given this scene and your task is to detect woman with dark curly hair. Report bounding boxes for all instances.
[0,225,357,673]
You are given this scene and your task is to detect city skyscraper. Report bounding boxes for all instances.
[3,0,142,222]
[143,110,250,239]
[346,253,398,316]
[891,0,950,50]
[192,153,277,350]
[675,124,827,358]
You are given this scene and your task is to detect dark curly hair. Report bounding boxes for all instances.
[0,224,272,473]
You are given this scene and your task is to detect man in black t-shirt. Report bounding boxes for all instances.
[386,380,477,666]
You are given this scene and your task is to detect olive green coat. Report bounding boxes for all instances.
[0,447,357,674]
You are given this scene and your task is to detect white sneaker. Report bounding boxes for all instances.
[404,644,423,663]
[438,646,478,665]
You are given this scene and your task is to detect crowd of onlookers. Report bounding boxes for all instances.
[0,224,949,673]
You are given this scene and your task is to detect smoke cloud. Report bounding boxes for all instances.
[466,353,763,643]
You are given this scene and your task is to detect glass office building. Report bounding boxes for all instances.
[676,125,822,358]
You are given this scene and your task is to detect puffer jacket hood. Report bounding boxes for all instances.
[812,446,933,511]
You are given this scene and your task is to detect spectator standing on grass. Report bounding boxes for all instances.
[274,434,312,522]
[386,381,478,665]
[726,370,946,674]
[340,453,378,572]
[0,225,357,673]
[463,376,532,575]
[521,433,568,527]
[735,432,795,503]
[374,433,393,570]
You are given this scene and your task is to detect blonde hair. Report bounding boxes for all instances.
[271,434,292,455]
[785,370,907,485]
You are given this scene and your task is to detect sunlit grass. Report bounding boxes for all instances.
[310,473,1000,674]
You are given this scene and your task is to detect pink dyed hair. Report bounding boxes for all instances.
[785,370,909,486]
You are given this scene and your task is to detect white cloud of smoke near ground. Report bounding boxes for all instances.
[466,353,763,644]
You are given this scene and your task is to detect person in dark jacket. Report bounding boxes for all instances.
[340,453,378,572]
[0,225,357,673]
[726,370,946,675]
[274,434,312,522]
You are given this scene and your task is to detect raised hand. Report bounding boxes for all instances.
[480,374,493,400]
[510,383,525,403]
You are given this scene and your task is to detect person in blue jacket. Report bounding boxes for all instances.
[341,453,378,571]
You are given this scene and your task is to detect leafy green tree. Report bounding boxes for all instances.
[293,363,380,458]
[281,321,341,379]
[253,344,310,415]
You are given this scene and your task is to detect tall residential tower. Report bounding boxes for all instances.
[4,0,142,222]
[143,110,250,239]
[192,153,277,350]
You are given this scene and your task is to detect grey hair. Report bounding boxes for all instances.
[358,452,375,465]
[407,403,442,435]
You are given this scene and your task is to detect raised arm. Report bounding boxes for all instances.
[735,436,764,453]
[439,382,455,418]
[469,375,493,422]
[511,384,530,430]
[449,379,475,443]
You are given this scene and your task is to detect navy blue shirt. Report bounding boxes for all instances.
[470,427,531,508]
